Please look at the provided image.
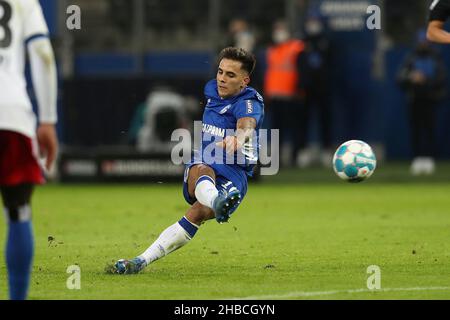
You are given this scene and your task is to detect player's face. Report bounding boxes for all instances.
[216,59,250,99]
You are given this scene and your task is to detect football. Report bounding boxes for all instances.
[333,140,377,182]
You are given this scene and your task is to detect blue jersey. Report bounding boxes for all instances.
[197,79,265,177]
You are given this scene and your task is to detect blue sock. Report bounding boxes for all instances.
[178,216,199,238]
[6,221,34,300]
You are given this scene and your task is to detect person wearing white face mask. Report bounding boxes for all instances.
[272,21,291,44]
[227,18,256,53]
[264,20,305,167]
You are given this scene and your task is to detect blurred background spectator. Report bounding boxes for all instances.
[297,11,333,168]
[33,0,450,181]
[226,18,256,53]
[264,20,304,167]
[397,30,448,175]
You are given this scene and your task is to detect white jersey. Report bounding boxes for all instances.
[0,0,49,138]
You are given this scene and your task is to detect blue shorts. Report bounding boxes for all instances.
[182,162,248,215]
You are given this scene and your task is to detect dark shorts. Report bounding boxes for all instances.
[0,130,44,186]
[182,161,248,215]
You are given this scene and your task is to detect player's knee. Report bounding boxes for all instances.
[198,164,215,176]
[186,202,215,225]
[188,164,216,197]
[1,185,33,222]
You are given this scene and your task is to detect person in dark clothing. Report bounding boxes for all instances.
[297,14,333,167]
[397,30,447,175]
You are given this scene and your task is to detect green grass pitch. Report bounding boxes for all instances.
[1,163,450,300]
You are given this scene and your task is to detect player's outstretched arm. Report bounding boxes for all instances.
[427,21,450,44]
[28,37,58,170]
[217,117,257,154]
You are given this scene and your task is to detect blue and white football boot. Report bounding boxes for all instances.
[213,188,241,223]
[113,257,146,274]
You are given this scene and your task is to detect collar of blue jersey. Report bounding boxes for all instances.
[204,79,259,106]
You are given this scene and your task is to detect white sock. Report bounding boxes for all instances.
[139,217,199,265]
[194,175,218,209]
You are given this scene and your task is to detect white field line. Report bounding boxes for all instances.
[225,286,450,300]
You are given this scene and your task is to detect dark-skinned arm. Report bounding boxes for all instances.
[427,21,450,44]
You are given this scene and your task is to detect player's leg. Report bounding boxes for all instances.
[111,165,240,274]
[187,164,218,216]
[112,201,211,275]
[409,99,422,174]
[185,163,240,224]
[139,202,212,266]
[420,99,437,175]
[1,184,34,300]
[290,98,304,166]
[317,94,333,167]
[111,165,215,274]
[421,100,436,158]
[0,130,43,299]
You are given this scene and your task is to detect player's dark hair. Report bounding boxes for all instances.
[218,47,256,76]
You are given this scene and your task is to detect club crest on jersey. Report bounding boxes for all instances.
[246,100,253,114]
[219,104,232,114]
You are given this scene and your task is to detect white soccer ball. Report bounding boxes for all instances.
[332,140,376,183]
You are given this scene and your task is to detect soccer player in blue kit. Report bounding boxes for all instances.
[113,47,265,274]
